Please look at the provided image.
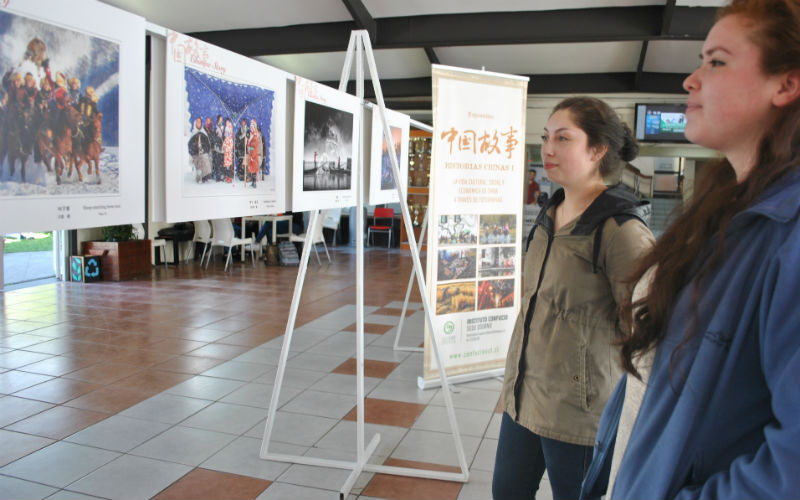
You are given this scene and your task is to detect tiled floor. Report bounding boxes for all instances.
[0,248,554,500]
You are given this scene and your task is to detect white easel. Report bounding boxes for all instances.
[392,208,427,353]
[392,116,506,392]
[259,30,469,499]
[391,184,505,389]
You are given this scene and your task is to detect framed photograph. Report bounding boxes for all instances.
[292,76,360,212]
[165,30,288,222]
[368,106,409,205]
[0,0,144,233]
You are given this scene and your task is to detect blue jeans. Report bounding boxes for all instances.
[492,412,592,500]
[255,220,291,245]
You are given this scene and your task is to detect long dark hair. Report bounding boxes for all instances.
[619,0,800,377]
[552,96,639,178]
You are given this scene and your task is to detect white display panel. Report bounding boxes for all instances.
[165,30,289,222]
[149,35,166,222]
[368,106,409,205]
[291,76,360,212]
[424,65,528,380]
[0,0,145,233]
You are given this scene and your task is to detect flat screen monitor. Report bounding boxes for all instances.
[634,103,689,143]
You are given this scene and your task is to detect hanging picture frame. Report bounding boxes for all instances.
[0,0,144,233]
[291,76,360,211]
[164,30,289,222]
[368,106,409,205]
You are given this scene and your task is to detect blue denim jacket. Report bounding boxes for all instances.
[581,169,800,499]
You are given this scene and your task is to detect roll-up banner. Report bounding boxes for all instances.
[424,65,528,381]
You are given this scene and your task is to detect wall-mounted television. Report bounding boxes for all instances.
[634,103,689,143]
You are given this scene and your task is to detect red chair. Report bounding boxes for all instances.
[368,207,395,247]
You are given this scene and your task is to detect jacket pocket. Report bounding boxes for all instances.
[578,342,591,411]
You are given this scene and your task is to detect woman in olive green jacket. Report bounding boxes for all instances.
[493,97,655,500]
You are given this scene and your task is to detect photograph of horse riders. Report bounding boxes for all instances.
[0,9,120,195]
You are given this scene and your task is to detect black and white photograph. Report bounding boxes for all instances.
[302,100,353,192]
[292,76,360,211]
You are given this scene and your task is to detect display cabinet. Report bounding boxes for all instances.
[400,130,431,250]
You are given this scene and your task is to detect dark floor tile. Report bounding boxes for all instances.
[153,468,271,500]
[362,458,463,500]
[343,398,426,427]
[333,358,399,379]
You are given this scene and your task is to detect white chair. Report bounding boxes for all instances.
[207,218,257,271]
[132,223,167,268]
[289,210,330,264]
[186,220,213,265]
[322,207,342,246]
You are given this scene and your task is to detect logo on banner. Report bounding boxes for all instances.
[443,321,455,335]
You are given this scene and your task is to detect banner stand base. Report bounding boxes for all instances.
[418,368,504,390]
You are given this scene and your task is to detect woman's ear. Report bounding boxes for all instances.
[590,144,609,163]
[773,70,800,107]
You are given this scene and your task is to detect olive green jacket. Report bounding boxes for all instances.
[500,186,655,445]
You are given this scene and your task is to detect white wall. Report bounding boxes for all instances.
[524,93,720,160]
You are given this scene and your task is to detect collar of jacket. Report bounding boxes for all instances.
[534,184,652,236]
[728,167,800,232]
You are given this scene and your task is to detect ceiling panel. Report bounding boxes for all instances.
[98,0,352,32]
[435,42,643,76]
[94,0,719,98]
[256,48,431,83]
[362,0,661,18]
[644,40,704,73]
[676,0,727,5]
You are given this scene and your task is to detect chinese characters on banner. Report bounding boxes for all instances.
[424,65,528,381]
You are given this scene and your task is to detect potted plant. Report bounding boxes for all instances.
[81,224,152,281]
[102,224,135,242]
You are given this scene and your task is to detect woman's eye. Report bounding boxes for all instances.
[709,59,725,67]
[558,136,568,141]
[541,135,548,142]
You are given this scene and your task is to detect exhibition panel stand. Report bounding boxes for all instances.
[393,207,427,353]
[258,31,469,500]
